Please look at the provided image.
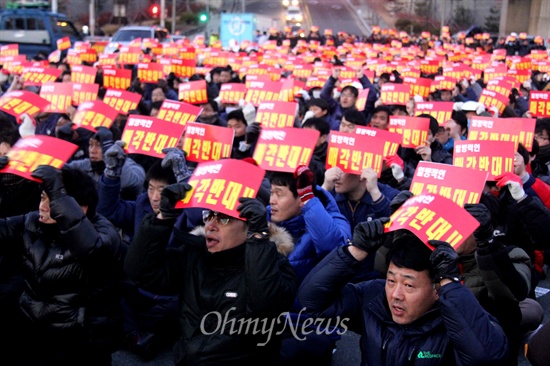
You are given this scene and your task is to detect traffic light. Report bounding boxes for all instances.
[150,4,160,18]
[199,12,208,23]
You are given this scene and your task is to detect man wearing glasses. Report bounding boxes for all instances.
[124,182,297,365]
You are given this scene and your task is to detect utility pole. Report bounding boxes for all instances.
[171,0,176,34]
[51,0,58,13]
[440,0,445,33]
[89,0,95,36]
[160,0,166,28]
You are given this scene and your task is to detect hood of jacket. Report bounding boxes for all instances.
[189,222,294,257]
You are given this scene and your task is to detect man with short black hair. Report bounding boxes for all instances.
[299,224,509,365]
[339,109,367,133]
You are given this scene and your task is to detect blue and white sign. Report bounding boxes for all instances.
[220,13,256,48]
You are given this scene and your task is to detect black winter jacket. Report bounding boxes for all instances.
[0,195,124,345]
[124,214,297,365]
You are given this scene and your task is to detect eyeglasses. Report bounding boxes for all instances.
[202,210,232,225]
[535,134,549,141]
[340,93,355,98]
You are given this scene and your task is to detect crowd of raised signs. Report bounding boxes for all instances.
[1,23,550,365]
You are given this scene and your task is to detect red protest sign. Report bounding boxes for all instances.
[157,100,202,126]
[414,101,454,125]
[21,66,62,86]
[327,129,400,177]
[380,83,411,106]
[2,135,77,182]
[486,78,515,96]
[387,193,480,249]
[256,101,297,128]
[179,80,208,104]
[403,76,432,98]
[72,100,119,132]
[0,44,18,57]
[453,140,515,181]
[478,89,509,115]
[253,127,319,173]
[70,65,97,84]
[529,91,550,117]
[278,78,298,103]
[410,162,488,207]
[245,80,282,106]
[57,36,71,51]
[103,68,132,90]
[118,47,142,65]
[171,58,196,78]
[122,115,185,158]
[103,89,142,115]
[137,62,165,83]
[355,88,370,111]
[183,122,233,163]
[39,82,73,113]
[467,116,534,150]
[219,83,247,105]
[72,82,99,106]
[388,116,430,148]
[0,90,49,118]
[98,53,117,67]
[175,159,265,218]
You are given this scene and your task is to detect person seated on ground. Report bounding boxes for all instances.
[124,185,297,365]
[339,108,368,134]
[302,117,330,185]
[298,224,509,365]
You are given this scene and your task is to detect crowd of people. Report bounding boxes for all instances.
[0,23,550,366]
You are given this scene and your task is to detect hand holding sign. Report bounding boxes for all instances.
[429,240,461,283]
[31,165,66,202]
[295,165,314,204]
[104,141,127,180]
[464,203,493,243]
[162,147,191,183]
[385,154,405,181]
[159,182,193,220]
[495,172,525,201]
[237,197,268,237]
[351,217,390,255]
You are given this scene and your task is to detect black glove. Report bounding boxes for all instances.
[0,156,8,170]
[31,165,66,201]
[464,203,493,243]
[56,122,75,142]
[245,122,261,145]
[428,240,461,283]
[159,182,192,220]
[93,126,114,152]
[103,141,126,180]
[161,147,192,183]
[389,190,413,214]
[237,197,268,236]
[351,217,390,255]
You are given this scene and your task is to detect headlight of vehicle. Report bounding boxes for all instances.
[286,15,292,20]
[283,0,289,5]
[292,0,299,5]
[296,15,303,21]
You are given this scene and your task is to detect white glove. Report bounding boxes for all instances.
[301,110,315,125]
[475,103,486,115]
[298,89,310,101]
[213,96,222,109]
[391,163,404,181]
[453,102,464,111]
[238,98,246,108]
[204,70,211,83]
[522,80,532,90]
[488,105,499,118]
[19,113,36,137]
[242,103,256,125]
[508,181,526,201]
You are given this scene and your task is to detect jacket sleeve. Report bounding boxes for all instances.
[0,215,26,253]
[524,175,550,209]
[245,237,297,316]
[320,76,339,113]
[303,197,351,256]
[97,175,137,232]
[359,75,378,116]
[475,239,531,302]
[51,195,121,261]
[298,246,366,327]
[438,282,509,364]
[124,214,198,294]
[516,195,550,250]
